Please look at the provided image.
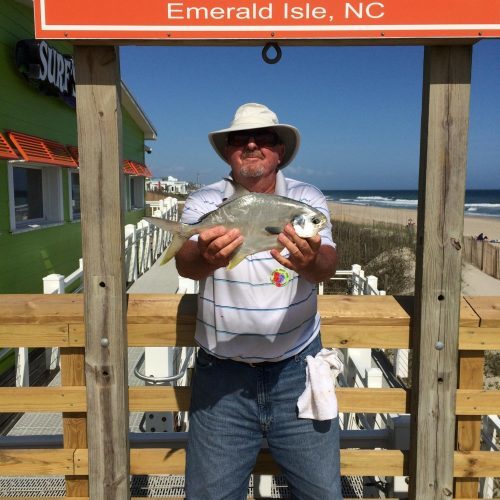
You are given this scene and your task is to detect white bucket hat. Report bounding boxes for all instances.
[208,103,300,169]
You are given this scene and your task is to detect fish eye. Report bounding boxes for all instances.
[312,217,321,224]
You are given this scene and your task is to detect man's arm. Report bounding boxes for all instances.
[270,224,338,283]
[175,226,243,280]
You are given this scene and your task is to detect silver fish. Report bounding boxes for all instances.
[144,193,327,270]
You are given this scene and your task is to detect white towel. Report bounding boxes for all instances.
[297,348,344,421]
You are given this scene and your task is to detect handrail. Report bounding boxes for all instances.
[133,347,195,384]
[0,293,498,496]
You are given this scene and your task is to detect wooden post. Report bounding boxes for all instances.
[61,347,88,496]
[409,45,472,500]
[454,351,485,498]
[74,45,130,499]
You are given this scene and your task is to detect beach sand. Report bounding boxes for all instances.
[328,202,500,239]
[328,202,500,295]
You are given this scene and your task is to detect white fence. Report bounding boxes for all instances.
[124,197,178,283]
[318,264,386,296]
[8,197,180,388]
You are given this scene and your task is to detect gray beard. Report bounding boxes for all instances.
[240,164,265,178]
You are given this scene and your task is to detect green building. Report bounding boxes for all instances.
[0,0,156,293]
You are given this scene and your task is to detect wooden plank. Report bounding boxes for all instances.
[0,324,69,347]
[455,389,500,415]
[128,386,191,411]
[0,386,496,415]
[75,45,130,500]
[73,448,407,476]
[0,387,86,411]
[0,294,84,324]
[127,387,411,413]
[459,327,500,350]
[0,385,494,415]
[70,323,196,347]
[2,448,497,479]
[0,449,74,475]
[410,45,472,500]
[321,325,410,348]
[463,296,500,327]
[72,324,500,350]
[126,293,198,324]
[458,298,482,327]
[454,351,484,498]
[454,451,500,478]
[0,294,491,330]
[61,347,88,497]
[318,295,410,325]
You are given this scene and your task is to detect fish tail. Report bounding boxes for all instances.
[143,217,191,265]
[160,234,186,265]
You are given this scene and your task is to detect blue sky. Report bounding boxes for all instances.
[120,41,500,190]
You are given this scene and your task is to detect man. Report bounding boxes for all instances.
[176,103,342,499]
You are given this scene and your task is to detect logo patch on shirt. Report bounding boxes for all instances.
[270,268,291,287]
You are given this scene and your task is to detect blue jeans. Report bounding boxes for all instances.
[185,335,343,499]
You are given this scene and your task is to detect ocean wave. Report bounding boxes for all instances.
[356,196,394,201]
[465,203,500,208]
[357,197,418,208]
[324,189,500,218]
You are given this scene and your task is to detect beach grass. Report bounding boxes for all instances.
[328,219,417,295]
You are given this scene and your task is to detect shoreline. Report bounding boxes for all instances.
[328,202,500,239]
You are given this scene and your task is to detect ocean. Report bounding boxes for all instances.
[322,189,500,218]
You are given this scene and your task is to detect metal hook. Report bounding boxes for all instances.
[262,42,282,64]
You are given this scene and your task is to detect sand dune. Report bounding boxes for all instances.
[328,201,500,295]
[328,202,500,239]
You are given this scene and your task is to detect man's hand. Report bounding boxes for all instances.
[270,223,320,272]
[270,223,337,283]
[175,226,243,280]
[197,226,243,269]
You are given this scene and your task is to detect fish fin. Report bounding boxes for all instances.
[220,181,251,205]
[226,251,247,270]
[143,216,180,233]
[160,235,185,265]
[265,226,282,235]
[143,217,190,265]
[232,182,251,197]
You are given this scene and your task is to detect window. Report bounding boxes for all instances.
[69,171,80,220]
[129,176,145,210]
[13,167,43,222]
[8,163,64,231]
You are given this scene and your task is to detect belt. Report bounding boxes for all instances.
[248,360,281,368]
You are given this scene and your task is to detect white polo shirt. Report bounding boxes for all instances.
[180,171,335,363]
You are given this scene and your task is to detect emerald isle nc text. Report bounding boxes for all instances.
[166,2,330,21]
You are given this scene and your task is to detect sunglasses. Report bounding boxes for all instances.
[227,130,281,148]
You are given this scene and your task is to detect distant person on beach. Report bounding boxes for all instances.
[175,103,342,499]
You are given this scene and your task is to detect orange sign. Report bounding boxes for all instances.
[34,0,500,41]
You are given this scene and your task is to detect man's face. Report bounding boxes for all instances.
[224,128,285,183]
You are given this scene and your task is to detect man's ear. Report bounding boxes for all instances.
[278,144,285,164]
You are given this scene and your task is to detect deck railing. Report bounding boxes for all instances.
[0,294,499,499]
[463,237,500,280]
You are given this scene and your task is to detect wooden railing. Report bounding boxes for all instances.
[0,294,499,499]
[463,236,500,280]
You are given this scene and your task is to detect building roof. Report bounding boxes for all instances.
[121,82,157,141]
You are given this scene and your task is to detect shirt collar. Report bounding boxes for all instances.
[222,171,288,199]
